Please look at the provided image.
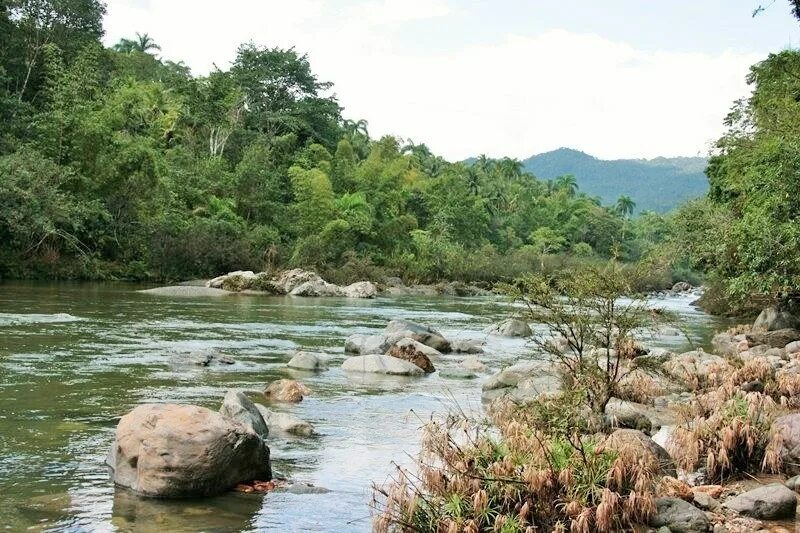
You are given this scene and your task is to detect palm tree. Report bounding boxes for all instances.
[113,32,161,54]
[475,154,493,175]
[464,167,480,196]
[616,195,636,219]
[498,157,523,181]
[555,175,578,197]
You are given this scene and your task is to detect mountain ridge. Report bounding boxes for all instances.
[520,147,709,213]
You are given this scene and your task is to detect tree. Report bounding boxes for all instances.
[529,226,566,268]
[615,195,636,219]
[113,32,161,54]
[555,174,578,197]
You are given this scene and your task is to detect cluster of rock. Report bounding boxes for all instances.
[107,384,317,498]
[206,269,378,298]
[342,319,486,376]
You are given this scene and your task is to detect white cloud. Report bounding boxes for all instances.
[102,1,760,161]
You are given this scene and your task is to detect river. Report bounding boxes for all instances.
[0,282,729,532]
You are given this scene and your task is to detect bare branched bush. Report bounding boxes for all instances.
[504,262,677,417]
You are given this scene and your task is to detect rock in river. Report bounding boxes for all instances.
[386,341,435,373]
[254,404,314,437]
[107,403,271,498]
[139,286,232,297]
[287,351,326,371]
[219,390,270,440]
[483,318,532,338]
[264,379,310,403]
[384,319,451,352]
[342,354,424,376]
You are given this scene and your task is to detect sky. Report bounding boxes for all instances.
[102,1,800,161]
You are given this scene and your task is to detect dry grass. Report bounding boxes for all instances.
[372,400,658,533]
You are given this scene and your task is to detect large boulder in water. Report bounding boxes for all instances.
[274,269,324,294]
[219,390,269,440]
[342,354,425,376]
[107,403,271,498]
[754,306,800,332]
[206,271,256,289]
[384,319,450,352]
[345,334,393,355]
[483,318,532,338]
[287,351,326,371]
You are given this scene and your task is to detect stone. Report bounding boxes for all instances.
[386,342,435,373]
[450,339,484,354]
[107,403,271,498]
[392,337,442,357]
[344,334,392,355]
[341,281,378,298]
[693,491,719,511]
[602,429,677,477]
[287,351,325,371]
[206,271,256,289]
[341,354,425,376]
[254,405,314,437]
[460,356,488,373]
[264,379,309,403]
[384,319,450,352]
[672,281,693,292]
[482,318,532,337]
[171,349,235,367]
[219,390,270,440]
[746,328,800,349]
[769,413,800,475]
[785,475,800,491]
[274,269,324,294]
[438,368,477,379]
[604,399,654,433]
[650,497,710,533]
[754,307,800,332]
[663,350,731,383]
[283,483,331,494]
[786,340,800,354]
[713,332,740,357]
[722,483,797,519]
[289,280,343,297]
[481,361,562,403]
[139,286,232,297]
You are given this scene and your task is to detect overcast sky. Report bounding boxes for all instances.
[102,1,799,161]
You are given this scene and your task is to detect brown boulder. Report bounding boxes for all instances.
[386,343,435,373]
[264,379,309,402]
[107,403,271,498]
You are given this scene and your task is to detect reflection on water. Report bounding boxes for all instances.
[0,282,726,531]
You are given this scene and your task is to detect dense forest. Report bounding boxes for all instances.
[0,0,678,285]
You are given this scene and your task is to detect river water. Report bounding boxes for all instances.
[0,282,728,532]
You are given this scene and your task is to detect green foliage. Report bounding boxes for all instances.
[677,50,800,309]
[0,3,671,282]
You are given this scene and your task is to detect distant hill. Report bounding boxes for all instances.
[521,148,708,213]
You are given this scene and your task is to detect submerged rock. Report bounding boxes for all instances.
[438,368,477,379]
[723,483,797,519]
[219,390,270,440]
[254,404,314,437]
[170,349,235,368]
[341,354,424,376]
[483,318,532,338]
[264,379,310,403]
[450,339,484,354]
[460,355,488,373]
[107,403,271,498]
